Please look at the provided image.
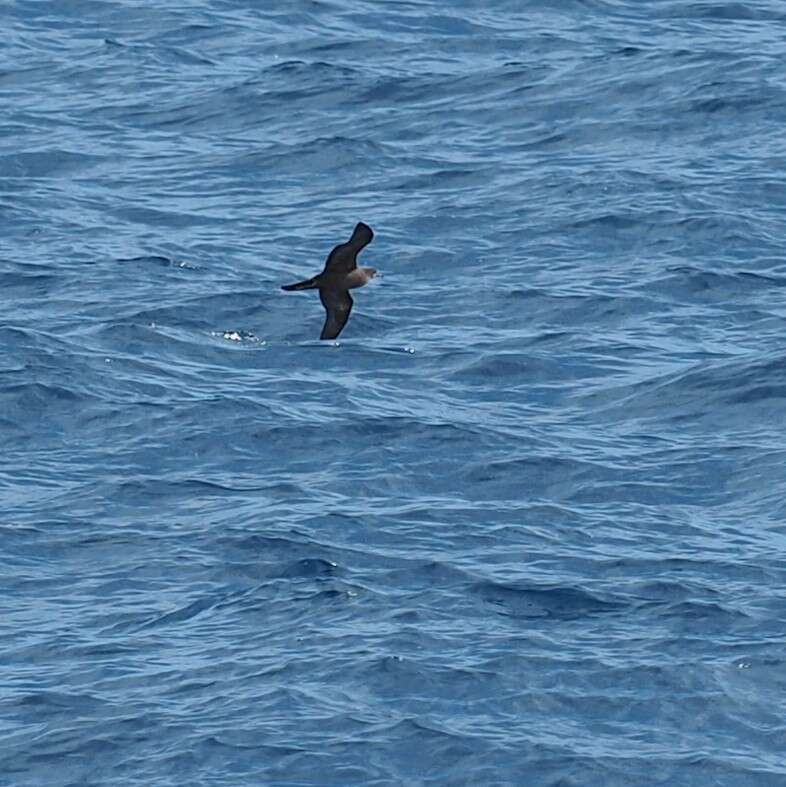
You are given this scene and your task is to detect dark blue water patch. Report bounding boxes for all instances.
[474,580,622,620]
[100,58,369,133]
[104,36,217,67]
[0,150,104,178]
[641,267,786,314]
[234,136,393,179]
[580,351,786,425]
[657,2,786,21]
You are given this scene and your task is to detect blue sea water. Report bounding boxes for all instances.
[3,0,786,784]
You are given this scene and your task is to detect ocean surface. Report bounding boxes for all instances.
[3,1,786,784]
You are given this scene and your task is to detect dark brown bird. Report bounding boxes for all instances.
[281,222,377,340]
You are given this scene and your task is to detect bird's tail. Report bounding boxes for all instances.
[281,277,318,291]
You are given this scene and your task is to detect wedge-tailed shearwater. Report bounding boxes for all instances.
[281,222,377,340]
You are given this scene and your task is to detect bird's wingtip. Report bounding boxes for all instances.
[350,222,374,248]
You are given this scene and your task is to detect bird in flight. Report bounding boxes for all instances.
[281,222,377,340]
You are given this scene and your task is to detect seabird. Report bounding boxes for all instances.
[281,222,377,340]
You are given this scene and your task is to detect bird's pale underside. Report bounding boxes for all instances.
[281,222,377,340]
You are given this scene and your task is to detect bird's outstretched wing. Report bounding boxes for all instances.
[322,222,374,275]
[319,288,353,340]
